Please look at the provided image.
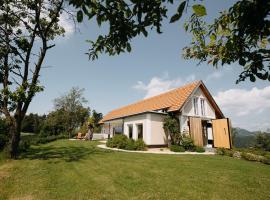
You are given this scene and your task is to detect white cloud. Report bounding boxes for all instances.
[214,86,270,116]
[133,74,196,99]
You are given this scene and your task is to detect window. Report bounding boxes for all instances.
[201,98,205,116]
[193,97,199,115]
[128,125,133,139]
[137,124,143,139]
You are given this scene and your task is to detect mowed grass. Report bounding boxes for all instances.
[0,140,270,200]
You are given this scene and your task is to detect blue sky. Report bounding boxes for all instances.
[28,0,270,131]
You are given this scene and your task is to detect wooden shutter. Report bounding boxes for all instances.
[189,117,203,147]
[212,118,232,149]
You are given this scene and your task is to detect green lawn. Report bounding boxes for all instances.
[0,140,270,200]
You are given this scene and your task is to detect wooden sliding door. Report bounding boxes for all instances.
[189,117,203,147]
[212,118,232,149]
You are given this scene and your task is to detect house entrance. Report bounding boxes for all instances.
[189,117,231,149]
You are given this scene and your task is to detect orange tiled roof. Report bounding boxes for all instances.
[101,80,202,123]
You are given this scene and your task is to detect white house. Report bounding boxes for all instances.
[100,80,232,148]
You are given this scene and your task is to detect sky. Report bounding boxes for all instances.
[27,0,270,132]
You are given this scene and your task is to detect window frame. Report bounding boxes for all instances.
[200,98,206,116]
[193,97,199,115]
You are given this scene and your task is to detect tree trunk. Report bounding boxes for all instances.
[9,119,22,159]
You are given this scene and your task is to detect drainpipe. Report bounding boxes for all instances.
[122,118,125,135]
[108,123,111,139]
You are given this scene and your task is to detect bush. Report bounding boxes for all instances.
[170,145,185,152]
[0,134,8,151]
[216,148,226,155]
[125,139,136,150]
[181,136,195,151]
[241,152,264,162]
[106,135,128,149]
[195,146,205,153]
[0,118,9,151]
[19,140,30,152]
[106,135,146,151]
[134,139,146,151]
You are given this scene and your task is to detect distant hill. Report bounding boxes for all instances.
[234,127,257,137]
[233,127,257,148]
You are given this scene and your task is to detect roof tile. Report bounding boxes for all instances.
[101,80,201,122]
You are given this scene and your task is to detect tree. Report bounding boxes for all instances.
[183,0,270,83]
[21,113,46,133]
[163,114,181,145]
[0,0,70,158]
[70,0,270,83]
[255,132,270,151]
[0,117,9,150]
[53,87,90,137]
[89,110,103,132]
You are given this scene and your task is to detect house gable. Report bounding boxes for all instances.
[101,80,224,123]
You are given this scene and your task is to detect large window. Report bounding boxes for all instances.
[137,124,143,139]
[201,98,205,116]
[128,125,133,139]
[193,97,199,115]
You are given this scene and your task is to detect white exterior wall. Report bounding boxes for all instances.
[123,114,149,144]
[149,114,167,145]
[122,113,166,145]
[179,87,216,133]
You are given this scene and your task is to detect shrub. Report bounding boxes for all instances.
[241,152,265,162]
[134,139,146,151]
[19,140,30,152]
[181,136,195,151]
[106,134,128,149]
[195,146,205,153]
[216,148,226,155]
[106,139,114,148]
[0,118,9,151]
[170,145,185,152]
[0,134,8,151]
[125,139,136,150]
[216,148,234,156]
[106,135,146,151]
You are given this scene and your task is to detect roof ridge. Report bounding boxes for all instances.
[107,80,201,114]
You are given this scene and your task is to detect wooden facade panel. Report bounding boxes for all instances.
[212,118,231,149]
[189,117,203,147]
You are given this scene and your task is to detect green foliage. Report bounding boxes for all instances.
[106,135,146,151]
[19,140,30,152]
[170,145,185,152]
[52,87,90,137]
[0,118,9,150]
[195,146,205,153]
[163,114,181,145]
[134,139,146,151]
[183,0,270,83]
[0,0,67,158]
[255,132,270,151]
[21,113,46,133]
[216,147,270,165]
[181,136,195,151]
[216,148,226,155]
[106,135,128,149]
[125,139,136,150]
[192,4,206,17]
[68,0,172,60]
[240,152,267,164]
[170,1,186,23]
[216,148,234,157]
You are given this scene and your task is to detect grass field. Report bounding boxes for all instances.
[0,140,270,200]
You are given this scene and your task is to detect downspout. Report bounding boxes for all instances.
[122,118,125,135]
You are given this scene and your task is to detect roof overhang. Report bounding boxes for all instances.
[100,110,167,124]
